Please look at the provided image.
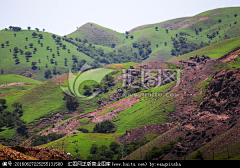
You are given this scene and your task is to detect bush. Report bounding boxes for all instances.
[77,128,89,133]
[93,120,115,133]
[144,136,184,160]
[31,132,64,146]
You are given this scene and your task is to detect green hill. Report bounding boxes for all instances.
[0,74,42,86]
[68,7,240,62]
[68,23,125,47]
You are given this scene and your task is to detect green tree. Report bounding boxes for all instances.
[111,43,116,48]
[12,102,23,117]
[63,93,79,111]
[29,43,33,48]
[32,32,38,38]
[83,85,92,96]
[15,58,20,64]
[93,120,115,133]
[110,141,120,154]
[25,51,32,57]
[39,34,43,39]
[90,144,98,154]
[83,38,88,44]
[44,69,52,79]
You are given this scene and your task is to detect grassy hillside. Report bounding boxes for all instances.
[0,74,42,86]
[41,133,121,160]
[171,36,240,60]
[0,29,96,81]
[68,23,125,47]
[68,7,240,62]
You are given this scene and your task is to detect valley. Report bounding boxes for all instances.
[0,7,240,160]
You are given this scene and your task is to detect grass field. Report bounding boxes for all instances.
[171,37,240,60]
[0,74,42,86]
[41,133,122,160]
[0,30,95,81]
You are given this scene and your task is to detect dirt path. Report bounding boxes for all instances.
[218,47,240,62]
[40,97,140,136]
[0,82,26,88]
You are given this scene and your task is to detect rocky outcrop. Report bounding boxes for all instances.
[8,146,68,160]
[200,68,240,115]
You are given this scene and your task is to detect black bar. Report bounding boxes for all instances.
[1,160,239,167]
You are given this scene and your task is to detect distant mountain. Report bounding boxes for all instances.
[68,7,240,62]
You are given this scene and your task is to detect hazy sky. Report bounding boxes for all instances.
[0,0,239,36]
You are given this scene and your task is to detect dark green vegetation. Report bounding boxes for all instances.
[87,139,151,160]
[31,132,64,146]
[144,136,184,160]
[93,120,116,133]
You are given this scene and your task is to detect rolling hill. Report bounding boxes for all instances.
[68,7,240,62]
[0,6,240,161]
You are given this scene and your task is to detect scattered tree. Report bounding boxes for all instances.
[234,14,238,18]
[15,58,20,64]
[29,43,33,48]
[39,34,43,39]
[13,53,17,58]
[25,37,28,41]
[1,43,4,48]
[83,38,88,44]
[14,47,18,53]
[44,69,52,79]
[111,43,116,48]
[32,32,38,38]
[63,93,79,111]
[27,26,31,30]
[93,120,115,133]
[25,51,32,57]
[155,26,158,31]
[52,34,56,39]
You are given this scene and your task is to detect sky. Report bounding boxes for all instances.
[0,0,239,36]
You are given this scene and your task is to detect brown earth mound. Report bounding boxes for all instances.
[0,145,68,160]
[9,146,67,160]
